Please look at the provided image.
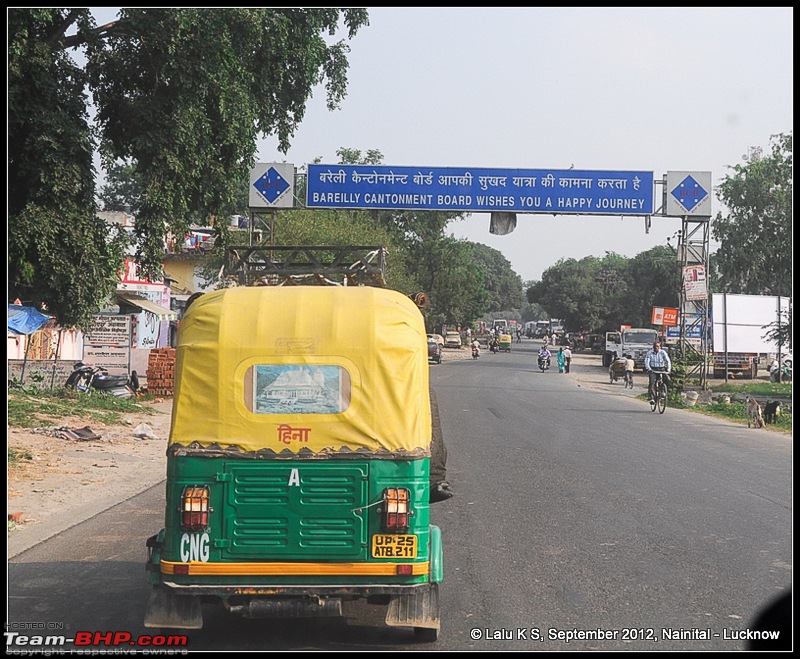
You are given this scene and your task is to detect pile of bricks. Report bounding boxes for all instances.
[146,347,177,396]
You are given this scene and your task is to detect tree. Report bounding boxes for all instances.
[762,309,792,353]
[8,9,130,329]
[526,248,680,332]
[623,246,680,326]
[467,243,525,312]
[9,8,369,329]
[98,160,143,212]
[711,132,792,296]
[527,256,611,332]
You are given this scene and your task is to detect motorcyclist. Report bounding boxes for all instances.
[538,344,552,368]
[471,338,481,356]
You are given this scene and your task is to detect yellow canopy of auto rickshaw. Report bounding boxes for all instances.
[168,286,431,457]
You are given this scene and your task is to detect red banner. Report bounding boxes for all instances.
[652,307,679,326]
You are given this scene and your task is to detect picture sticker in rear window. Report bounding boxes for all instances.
[252,365,350,414]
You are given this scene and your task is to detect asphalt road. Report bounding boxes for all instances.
[8,342,792,651]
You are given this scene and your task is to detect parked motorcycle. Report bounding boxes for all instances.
[65,362,139,399]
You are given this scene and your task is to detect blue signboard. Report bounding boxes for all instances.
[307,164,654,215]
[666,324,703,340]
[670,174,709,213]
[665,313,705,345]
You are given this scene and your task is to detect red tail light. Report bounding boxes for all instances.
[181,485,210,531]
[382,487,410,533]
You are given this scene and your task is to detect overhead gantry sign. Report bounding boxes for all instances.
[305,164,654,216]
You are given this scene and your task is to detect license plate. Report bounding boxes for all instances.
[371,534,418,558]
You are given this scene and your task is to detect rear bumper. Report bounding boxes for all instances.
[147,524,443,586]
[159,560,429,577]
[155,581,434,598]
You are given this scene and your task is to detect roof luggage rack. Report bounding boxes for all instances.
[223,245,387,288]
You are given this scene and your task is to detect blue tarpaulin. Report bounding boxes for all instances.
[8,304,52,335]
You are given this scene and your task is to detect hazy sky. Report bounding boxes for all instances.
[256,7,793,282]
[91,8,793,282]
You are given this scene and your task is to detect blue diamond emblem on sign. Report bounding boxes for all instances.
[671,175,708,212]
[254,167,290,204]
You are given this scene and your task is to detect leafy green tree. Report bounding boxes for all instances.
[623,246,680,326]
[98,160,143,212]
[762,309,792,353]
[9,9,130,329]
[9,8,369,328]
[527,256,609,332]
[420,237,490,331]
[518,299,550,325]
[527,248,679,333]
[711,132,792,296]
[467,243,525,312]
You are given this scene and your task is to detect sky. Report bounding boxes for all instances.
[91,8,793,283]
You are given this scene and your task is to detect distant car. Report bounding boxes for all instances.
[444,332,462,348]
[427,340,442,364]
[427,333,445,346]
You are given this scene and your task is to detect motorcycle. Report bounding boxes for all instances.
[472,345,480,359]
[538,355,551,372]
[65,362,139,399]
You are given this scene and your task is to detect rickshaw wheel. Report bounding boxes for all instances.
[414,626,440,642]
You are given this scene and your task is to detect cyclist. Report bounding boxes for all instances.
[609,354,627,383]
[623,353,635,388]
[644,342,672,402]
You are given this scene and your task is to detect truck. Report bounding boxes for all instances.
[709,293,790,380]
[603,328,659,369]
[534,320,551,338]
[492,319,508,333]
[712,352,759,379]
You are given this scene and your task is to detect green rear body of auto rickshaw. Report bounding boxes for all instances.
[498,333,513,352]
[144,286,443,640]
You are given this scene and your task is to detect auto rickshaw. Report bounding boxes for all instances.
[144,285,443,640]
[498,333,513,352]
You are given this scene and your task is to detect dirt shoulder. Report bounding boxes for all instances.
[7,397,173,558]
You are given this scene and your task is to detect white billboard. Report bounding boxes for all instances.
[711,293,790,353]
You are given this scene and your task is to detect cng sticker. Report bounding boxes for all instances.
[180,532,210,562]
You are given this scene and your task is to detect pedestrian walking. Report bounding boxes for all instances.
[556,347,566,373]
[564,345,573,373]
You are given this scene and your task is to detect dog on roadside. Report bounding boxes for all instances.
[762,400,781,425]
[746,397,765,429]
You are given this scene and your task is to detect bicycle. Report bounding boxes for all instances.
[648,370,668,414]
[623,370,634,389]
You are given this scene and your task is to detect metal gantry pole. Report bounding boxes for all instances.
[677,216,710,388]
